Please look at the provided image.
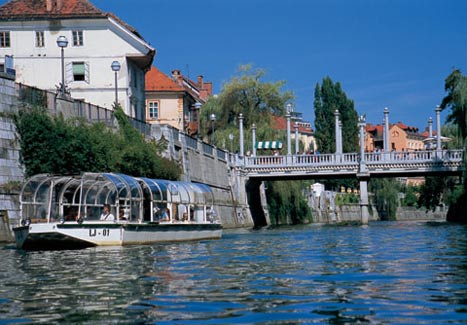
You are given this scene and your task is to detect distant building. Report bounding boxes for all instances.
[272,115,317,153]
[365,122,425,152]
[145,67,212,135]
[0,0,155,120]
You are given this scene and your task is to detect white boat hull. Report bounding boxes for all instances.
[13,221,222,250]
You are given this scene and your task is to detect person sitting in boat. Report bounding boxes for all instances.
[160,208,170,221]
[100,204,115,221]
[118,208,127,221]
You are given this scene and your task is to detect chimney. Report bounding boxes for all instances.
[197,75,204,89]
[46,0,52,11]
[171,69,183,84]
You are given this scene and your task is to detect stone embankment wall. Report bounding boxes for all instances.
[308,190,446,224]
[0,75,253,242]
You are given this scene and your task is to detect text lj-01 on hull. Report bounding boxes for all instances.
[13,173,222,250]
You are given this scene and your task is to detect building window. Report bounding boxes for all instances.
[72,30,84,46]
[148,101,159,119]
[72,62,86,81]
[35,31,44,47]
[0,31,10,48]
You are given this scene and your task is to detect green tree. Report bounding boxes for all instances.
[265,180,312,225]
[14,105,180,180]
[370,178,400,220]
[440,69,467,222]
[313,76,359,153]
[200,64,294,152]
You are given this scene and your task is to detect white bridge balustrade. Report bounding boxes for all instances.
[241,150,464,178]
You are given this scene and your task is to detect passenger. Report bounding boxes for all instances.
[100,204,115,221]
[160,208,170,221]
[65,208,78,221]
[119,208,127,221]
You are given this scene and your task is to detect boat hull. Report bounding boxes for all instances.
[13,222,223,251]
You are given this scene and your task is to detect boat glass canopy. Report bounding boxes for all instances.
[19,173,216,224]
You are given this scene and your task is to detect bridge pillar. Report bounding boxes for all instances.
[294,122,299,154]
[428,117,433,150]
[239,113,244,157]
[383,107,390,160]
[286,106,292,156]
[436,105,442,154]
[359,179,370,225]
[252,123,257,157]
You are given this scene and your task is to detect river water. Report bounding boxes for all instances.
[1,221,467,324]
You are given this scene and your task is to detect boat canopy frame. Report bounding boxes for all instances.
[19,173,217,224]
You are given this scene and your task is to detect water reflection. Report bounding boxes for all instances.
[1,222,467,324]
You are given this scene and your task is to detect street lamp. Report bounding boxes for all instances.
[210,113,216,144]
[56,35,68,95]
[193,102,202,138]
[111,61,121,105]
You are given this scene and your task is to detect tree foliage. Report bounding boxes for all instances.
[314,76,359,153]
[14,105,181,179]
[440,69,467,222]
[265,180,312,225]
[369,178,400,220]
[200,64,294,153]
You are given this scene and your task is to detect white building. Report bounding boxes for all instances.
[0,0,155,120]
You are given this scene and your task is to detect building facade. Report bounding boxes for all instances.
[145,67,212,135]
[0,0,155,120]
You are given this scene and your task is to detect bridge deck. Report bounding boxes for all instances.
[241,150,464,179]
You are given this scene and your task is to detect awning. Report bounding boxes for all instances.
[256,141,283,150]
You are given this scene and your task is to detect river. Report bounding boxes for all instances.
[1,221,467,324]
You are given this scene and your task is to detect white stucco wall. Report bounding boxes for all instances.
[0,17,153,118]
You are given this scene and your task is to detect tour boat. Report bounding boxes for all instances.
[13,173,222,250]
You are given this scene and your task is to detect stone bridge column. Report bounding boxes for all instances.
[252,123,257,157]
[294,122,299,154]
[239,113,244,158]
[286,105,292,156]
[428,117,433,150]
[358,115,369,225]
[436,105,442,154]
[335,110,341,162]
[384,107,390,160]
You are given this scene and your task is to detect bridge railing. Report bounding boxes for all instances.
[243,149,464,168]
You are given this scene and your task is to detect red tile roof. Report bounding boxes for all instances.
[145,66,184,92]
[0,0,142,39]
[272,115,313,134]
[0,0,104,18]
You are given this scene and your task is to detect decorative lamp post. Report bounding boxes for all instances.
[194,102,202,138]
[383,107,390,159]
[56,35,68,96]
[210,113,216,144]
[111,61,121,105]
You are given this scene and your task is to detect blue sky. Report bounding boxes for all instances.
[92,0,467,130]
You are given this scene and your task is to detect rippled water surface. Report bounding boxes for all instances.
[1,221,467,324]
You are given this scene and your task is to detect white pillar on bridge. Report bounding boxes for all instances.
[339,121,343,154]
[252,123,257,157]
[239,113,244,157]
[383,107,390,160]
[286,104,292,156]
[334,110,341,155]
[358,114,369,225]
[428,117,433,150]
[294,122,299,154]
[436,105,442,152]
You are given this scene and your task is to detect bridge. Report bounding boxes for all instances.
[231,108,465,226]
[241,150,464,179]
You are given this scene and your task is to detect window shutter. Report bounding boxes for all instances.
[65,62,73,83]
[85,62,90,83]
